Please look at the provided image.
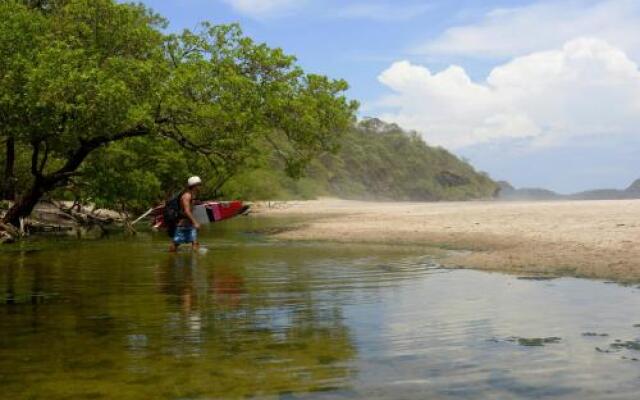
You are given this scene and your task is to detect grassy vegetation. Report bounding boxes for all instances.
[222,119,498,201]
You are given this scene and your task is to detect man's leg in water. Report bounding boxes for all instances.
[169,226,187,252]
[190,227,200,251]
[169,228,178,252]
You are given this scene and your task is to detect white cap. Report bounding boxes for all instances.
[187,176,202,187]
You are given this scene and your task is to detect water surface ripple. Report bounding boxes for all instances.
[1,219,640,399]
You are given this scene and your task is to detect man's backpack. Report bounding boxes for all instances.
[163,191,184,236]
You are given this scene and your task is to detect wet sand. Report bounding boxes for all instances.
[256,198,640,282]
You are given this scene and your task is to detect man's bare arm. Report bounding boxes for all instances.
[181,192,200,228]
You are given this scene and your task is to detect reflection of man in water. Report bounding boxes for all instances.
[154,255,206,349]
[157,255,247,309]
[211,267,245,308]
[157,255,202,316]
[156,256,246,314]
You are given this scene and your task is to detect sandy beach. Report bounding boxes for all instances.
[257,198,640,282]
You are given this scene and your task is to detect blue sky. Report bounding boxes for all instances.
[139,0,520,100]
[137,0,640,193]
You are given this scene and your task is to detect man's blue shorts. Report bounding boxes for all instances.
[173,226,197,245]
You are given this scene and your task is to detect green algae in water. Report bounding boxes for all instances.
[515,337,562,347]
[517,276,558,281]
[595,339,640,356]
[489,336,562,347]
[610,340,640,351]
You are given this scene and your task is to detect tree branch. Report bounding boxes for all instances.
[30,141,42,179]
[39,142,49,174]
[159,124,227,160]
[48,125,151,186]
[212,171,234,194]
[264,133,293,165]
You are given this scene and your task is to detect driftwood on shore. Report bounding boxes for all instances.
[0,200,128,242]
[0,222,18,243]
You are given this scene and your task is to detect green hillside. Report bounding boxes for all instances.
[223,119,498,201]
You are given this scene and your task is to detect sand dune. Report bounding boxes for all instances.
[257,198,640,282]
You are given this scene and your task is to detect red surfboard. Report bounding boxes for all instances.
[152,200,250,229]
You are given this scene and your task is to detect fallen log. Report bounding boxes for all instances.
[0,231,13,244]
[0,222,18,243]
[1,201,131,242]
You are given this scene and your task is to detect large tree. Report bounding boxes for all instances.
[0,0,357,227]
[0,2,49,200]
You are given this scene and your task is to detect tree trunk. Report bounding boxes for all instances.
[3,182,44,227]
[2,124,149,228]
[2,136,16,201]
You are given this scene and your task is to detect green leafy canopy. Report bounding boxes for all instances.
[0,0,357,219]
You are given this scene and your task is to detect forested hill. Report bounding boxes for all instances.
[223,119,499,201]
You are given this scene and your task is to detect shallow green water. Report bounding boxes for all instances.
[2,217,640,399]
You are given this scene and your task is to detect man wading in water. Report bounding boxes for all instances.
[167,176,202,252]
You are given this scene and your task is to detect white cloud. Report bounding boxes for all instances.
[335,2,433,21]
[221,0,302,19]
[375,38,640,149]
[420,0,640,60]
